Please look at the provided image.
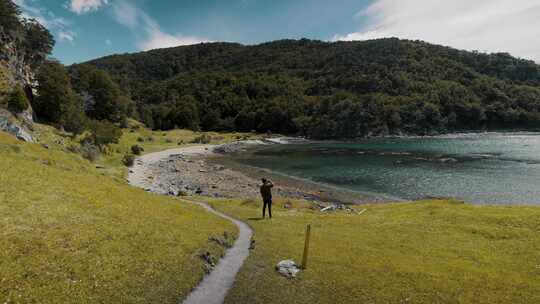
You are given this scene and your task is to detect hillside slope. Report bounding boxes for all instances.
[85,39,540,138]
[0,131,236,303]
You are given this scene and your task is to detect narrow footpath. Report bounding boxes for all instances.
[127,147,253,304]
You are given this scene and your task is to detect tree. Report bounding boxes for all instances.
[88,120,122,147]
[7,86,29,113]
[167,98,200,130]
[201,108,220,130]
[70,65,129,122]
[33,61,85,133]
[0,0,22,36]
[82,38,540,138]
[22,18,55,66]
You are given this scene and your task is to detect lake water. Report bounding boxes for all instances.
[229,133,540,204]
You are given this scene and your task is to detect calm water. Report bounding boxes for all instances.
[230,133,540,204]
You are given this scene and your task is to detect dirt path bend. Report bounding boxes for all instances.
[126,147,253,304]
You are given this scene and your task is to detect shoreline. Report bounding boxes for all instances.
[128,138,391,204]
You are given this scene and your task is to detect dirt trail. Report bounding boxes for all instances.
[181,200,252,304]
[127,147,253,304]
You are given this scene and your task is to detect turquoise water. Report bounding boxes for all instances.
[230,133,540,204]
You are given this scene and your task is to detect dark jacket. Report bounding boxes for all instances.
[260,181,273,199]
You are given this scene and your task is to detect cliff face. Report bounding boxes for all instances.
[0,29,36,141]
[0,31,35,88]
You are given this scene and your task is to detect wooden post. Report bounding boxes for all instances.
[301,224,311,269]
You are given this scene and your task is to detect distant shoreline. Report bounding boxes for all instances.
[128,137,391,204]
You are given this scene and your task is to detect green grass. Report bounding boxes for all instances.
[7,120,540,303]
[210,198,540,304]
[31,120,259,179]
[0,131,237,303]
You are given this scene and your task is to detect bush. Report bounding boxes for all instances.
[122,154,135,167]
[61,104,88,135]
[120,116,129,128]
[89,120,122,147]
[191,134,212,144]
[131,145,144,155]
[8,86,29,113]
[80,143,100,162]
[137,137,145,142]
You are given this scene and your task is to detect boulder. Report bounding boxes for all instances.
[0,115,33,142]
[276,260,301,278]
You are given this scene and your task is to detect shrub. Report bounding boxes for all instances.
[120,116,129,128]
[7,86,29,113]
[191,134,212,144]
[137,137,145,142]
[89,120,122,147]
[131,144,144,155]
[80,143,100,162]
[61,104,88,135]
[122,154,135,167]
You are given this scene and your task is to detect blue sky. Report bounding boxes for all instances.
[14,0,540,64]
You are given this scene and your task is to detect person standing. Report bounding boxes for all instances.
[260,178,274,219]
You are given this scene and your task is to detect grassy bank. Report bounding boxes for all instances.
[31,121,258,179]
[210,198,540,304]
[0,132,237,303]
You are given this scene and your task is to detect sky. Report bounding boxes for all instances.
[13,0,540,65]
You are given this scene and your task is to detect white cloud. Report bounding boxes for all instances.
[140,29,210,51]
[68,0,108,15]
[111,0,138,29]
[111,0,210,51]
[335,0,540,62]
[15,0,68,29]
[14,0,76,43]
[59,30,76,43]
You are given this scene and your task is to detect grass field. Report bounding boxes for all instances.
[0,131,237,303]
[31,120,258,180]
[210,198,540,304]
[5,122,540,304]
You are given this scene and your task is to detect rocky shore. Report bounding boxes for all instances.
[128,139,307,197]
[127,138,380,203]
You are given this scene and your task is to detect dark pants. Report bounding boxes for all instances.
[263,197,272,218]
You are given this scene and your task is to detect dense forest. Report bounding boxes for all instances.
[84,39,540,138]
[3,0,540,140]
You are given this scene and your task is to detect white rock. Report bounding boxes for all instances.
[276,260,301,278]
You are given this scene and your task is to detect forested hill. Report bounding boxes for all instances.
[84,38,540,138]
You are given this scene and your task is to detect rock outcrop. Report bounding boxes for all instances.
[0,28,37,141]
[0,29,37,98]
[0,109,34,142]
